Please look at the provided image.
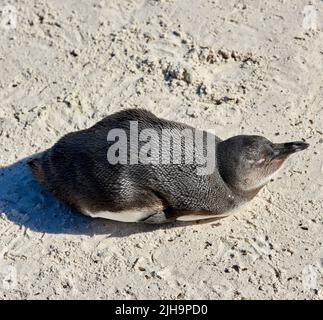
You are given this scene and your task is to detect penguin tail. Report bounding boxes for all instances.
[27,156,46,185]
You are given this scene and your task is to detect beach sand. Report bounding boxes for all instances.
[0,0,322,299]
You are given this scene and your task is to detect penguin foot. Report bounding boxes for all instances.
[139,210,172,224]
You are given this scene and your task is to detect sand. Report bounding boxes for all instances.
[0,0,322,299]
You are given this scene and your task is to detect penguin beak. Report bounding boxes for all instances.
[272,141,309,159]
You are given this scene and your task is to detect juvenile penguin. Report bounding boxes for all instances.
[28,109,309,224]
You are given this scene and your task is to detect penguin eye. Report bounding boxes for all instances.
[256,158,265,165]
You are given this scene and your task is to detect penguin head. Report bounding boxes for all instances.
[217,135,309,194]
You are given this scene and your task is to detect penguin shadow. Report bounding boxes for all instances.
[0,156,217,238]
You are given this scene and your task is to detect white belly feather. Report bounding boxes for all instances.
[82,204,243,223]
[176,213,229,221]
[82,209,152,222]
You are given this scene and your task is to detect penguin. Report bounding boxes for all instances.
[28,108,309,224]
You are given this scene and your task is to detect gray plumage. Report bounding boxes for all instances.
[28,108,309,223]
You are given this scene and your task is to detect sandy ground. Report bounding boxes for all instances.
[0,0,322,300]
